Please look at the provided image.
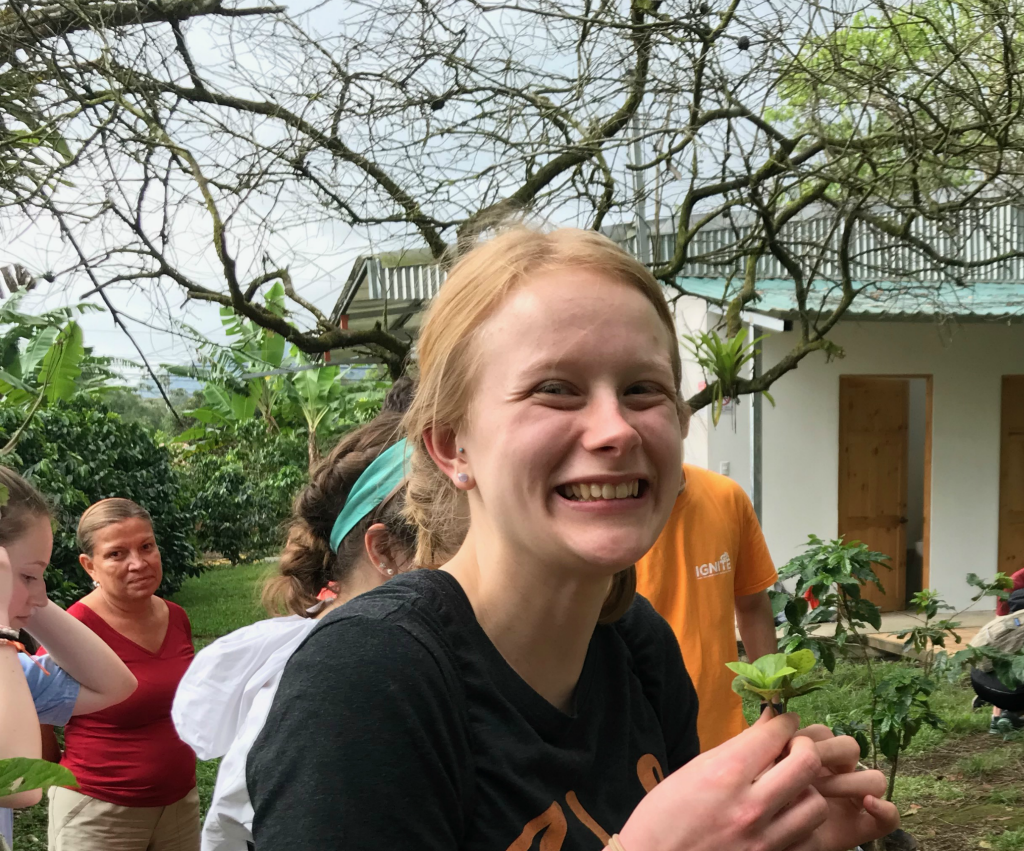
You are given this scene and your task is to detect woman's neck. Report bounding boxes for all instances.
[85,588,156,621]
[444,532,611,713]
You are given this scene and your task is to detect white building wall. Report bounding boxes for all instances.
[760,320,1024,610]
[672,296,712,470]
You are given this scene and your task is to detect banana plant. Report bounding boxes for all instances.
[683,328,775,425]
[726,649,825,714]
[0,320,86,455]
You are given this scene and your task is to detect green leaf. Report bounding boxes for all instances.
[22,325,60,375]
[753,652,799,682]
[260,330,285,368]
[725,660,764,681]
[37,321,84,404]
[786,649,817,676]
[0,757,78,797]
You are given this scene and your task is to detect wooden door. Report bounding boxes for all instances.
[999,376,1024,577]
[839,377,909,612]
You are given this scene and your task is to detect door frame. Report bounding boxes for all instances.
[999,375,1024,578]
[838,374,933,604]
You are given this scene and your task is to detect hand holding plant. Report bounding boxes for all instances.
[726,649,826,714]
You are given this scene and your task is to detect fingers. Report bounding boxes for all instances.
[813,770,887,800]
[760,786,829,851]
[752,733,823,817]
[822,796,901,851]
[863,795,901,835]
[813,736,862,775]
[793,724,834,743]
[719,712,802,782]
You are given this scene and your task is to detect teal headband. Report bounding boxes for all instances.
[329,439,413,553]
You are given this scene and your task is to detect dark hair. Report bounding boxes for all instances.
[263,410,418,617]
[382,376,416,414]
[0,466,51,547]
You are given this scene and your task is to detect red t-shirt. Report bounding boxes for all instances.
[60,600,197,807]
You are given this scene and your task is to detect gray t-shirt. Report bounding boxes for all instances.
[1,654,80,849]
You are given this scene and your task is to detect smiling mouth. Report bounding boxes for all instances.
[557,480,646,501]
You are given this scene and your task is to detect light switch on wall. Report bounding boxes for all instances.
[719,461,730,477]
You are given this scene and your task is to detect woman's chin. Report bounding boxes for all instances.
[563,536,651,573]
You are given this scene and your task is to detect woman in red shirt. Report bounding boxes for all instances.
[48,498,198,851]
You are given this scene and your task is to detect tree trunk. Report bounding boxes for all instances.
[307,428,321,472]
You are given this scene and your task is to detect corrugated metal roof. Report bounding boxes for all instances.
[677,277,1024,321]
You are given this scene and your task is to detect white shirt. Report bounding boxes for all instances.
[172,616,319,851]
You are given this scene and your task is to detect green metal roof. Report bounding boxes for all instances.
[677,278,1024,321]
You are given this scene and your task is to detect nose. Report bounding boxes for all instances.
[30,579,48,608]
[579,387,642,456]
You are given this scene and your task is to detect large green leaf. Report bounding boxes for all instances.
[21,325,60,375]
[38,321,84,404]
[260,330,285,368]
[229,391,257,422]
[0,757,77,797]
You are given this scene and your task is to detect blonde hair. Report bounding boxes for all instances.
[0,466,50,546]
[77,498,153,557]
[404,226,688,623]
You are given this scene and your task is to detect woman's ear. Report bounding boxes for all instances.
[364,523,399,578]
[423,426,473,490]
[423,425,458,478]
[78,553,96,581]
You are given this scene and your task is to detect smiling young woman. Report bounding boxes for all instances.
[248,227,899,851]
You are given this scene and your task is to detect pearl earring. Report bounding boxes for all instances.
[458,447,465,454]
[381,563,394,576]
[457,473,469,483]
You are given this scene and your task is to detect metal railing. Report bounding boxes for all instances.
[363,206,1024,303]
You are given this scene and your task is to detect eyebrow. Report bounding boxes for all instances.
[516,354,674,377]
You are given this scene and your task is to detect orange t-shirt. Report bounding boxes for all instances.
[635,465,777,751]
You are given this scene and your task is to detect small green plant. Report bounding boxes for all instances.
[987,787,1023,806]
[990,826,1024,851]
[726,649,825,713]
[774,535,968,807]
[682,328,775,425]
[774,534,889,673]
[957,749,1019,780]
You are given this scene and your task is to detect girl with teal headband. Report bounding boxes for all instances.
[172,394,418,851]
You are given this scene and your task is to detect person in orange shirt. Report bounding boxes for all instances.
[636,456,778,752]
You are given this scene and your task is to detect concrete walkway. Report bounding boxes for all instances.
[740,609,997,658]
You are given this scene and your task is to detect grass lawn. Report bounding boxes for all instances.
[12,562,272,848]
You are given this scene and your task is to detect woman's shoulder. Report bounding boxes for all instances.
[294,570,468,690]
[608,593,685,679]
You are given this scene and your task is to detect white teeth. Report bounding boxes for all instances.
[562,481,641,501]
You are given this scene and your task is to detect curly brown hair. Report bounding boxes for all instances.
[262,410,418,617]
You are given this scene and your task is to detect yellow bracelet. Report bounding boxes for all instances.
[607,835,628,851]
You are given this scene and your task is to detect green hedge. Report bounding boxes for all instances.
[173,420,308,565]
[0,398,199,607]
